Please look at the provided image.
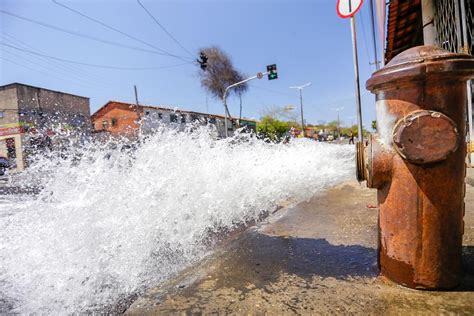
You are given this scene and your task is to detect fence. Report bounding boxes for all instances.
[433,0,474,158]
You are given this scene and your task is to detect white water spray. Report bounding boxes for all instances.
[0,127,354,313]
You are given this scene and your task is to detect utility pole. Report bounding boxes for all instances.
[239,92,243,120]
[134,85,139,106]
[290,83,311,137]
[369,0,380,70]
[133,85,142,136]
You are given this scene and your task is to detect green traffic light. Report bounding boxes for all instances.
[266,64,278,80]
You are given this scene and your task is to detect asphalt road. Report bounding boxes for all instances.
[126,176,474,314]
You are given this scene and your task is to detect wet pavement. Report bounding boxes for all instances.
[127,173,474,314]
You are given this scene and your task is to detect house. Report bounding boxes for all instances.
[91,101,256,139]
[0,83,91,172]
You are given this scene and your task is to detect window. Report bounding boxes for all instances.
[102,120,108,130]
[111,118,118,127]
[145,111,150,116]
[0,111,4,118]
[209,117,216,124]
[170,114,178,123]
[191,114,198,122]
[158,113,163,119]
[181,114,186,123]
[6,138,16,159]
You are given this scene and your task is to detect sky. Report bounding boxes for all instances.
[0,0,383,128]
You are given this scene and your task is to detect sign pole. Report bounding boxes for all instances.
[350,15,363,143]
[337,0,364,142]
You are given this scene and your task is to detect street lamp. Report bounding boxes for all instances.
[283,105,295,112]
[331,107,344,139]
[289,82,311,137]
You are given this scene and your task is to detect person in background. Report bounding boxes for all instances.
[349,132,355,144]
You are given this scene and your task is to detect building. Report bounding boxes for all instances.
[91,101,256,139]
[0,83,91,172]
[91,101,141,139]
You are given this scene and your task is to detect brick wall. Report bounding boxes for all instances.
[92,102,141,138]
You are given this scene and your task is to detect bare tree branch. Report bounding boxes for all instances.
[198,46,248,100]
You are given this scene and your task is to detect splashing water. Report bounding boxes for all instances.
[0,127,354,313]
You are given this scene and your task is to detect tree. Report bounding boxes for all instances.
[259,105,299,127]
[198,47,248,102]
[256,116,291,141]
[371,120,377,131]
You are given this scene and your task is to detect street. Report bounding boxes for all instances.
[127,172,474,314]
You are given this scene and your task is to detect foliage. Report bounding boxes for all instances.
[256,116,291,142]
[339,125,359,136]
[198,46,248,100]
[371,120,377,131]
[258,105,299,127]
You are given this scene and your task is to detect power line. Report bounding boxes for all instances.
[136,0,195,59]
[0,34,115,89]
[51,0,193,63]
[0,42,193,70]
[1,47,102,89]
[0,56,100,90]
[249,84,294,97]
[250,84,371,107]
[307,92,372,108]
[359,6,373,68]
[2,32,124,87]
[0,9,190,60]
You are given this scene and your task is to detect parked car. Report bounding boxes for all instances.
[0,157,11,185]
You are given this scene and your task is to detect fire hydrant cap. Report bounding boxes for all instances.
[392,110,459,164]
[367,46,474,91]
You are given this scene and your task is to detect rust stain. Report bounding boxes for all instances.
[359,46,474,289]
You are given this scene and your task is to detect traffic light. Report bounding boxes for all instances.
[266,64,278,80]
[198,52,208,71]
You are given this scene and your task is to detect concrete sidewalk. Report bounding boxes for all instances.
[127,179,474,314]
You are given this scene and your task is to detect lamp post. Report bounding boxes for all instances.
[289,82,311,137]
[331,106,344,139]
[222,71,268,137]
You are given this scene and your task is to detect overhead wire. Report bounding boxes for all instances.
[0,42,194,70]
[358,5,373,68]
[249,84,295,97]
[250,83,371,106]
[0,34,116,89]
[0,9,191,61]
[2,33,126,87]
[0,55,100,90]
[51,0,194,63]
[136,0,196,59]
[1,46,102,89]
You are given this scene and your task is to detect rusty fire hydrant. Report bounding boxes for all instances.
[357,46,474,289]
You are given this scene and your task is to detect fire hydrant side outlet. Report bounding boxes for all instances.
[365,46,474,290]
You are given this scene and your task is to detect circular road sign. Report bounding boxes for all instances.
[257,72,263,79]
[337,0,364,19]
